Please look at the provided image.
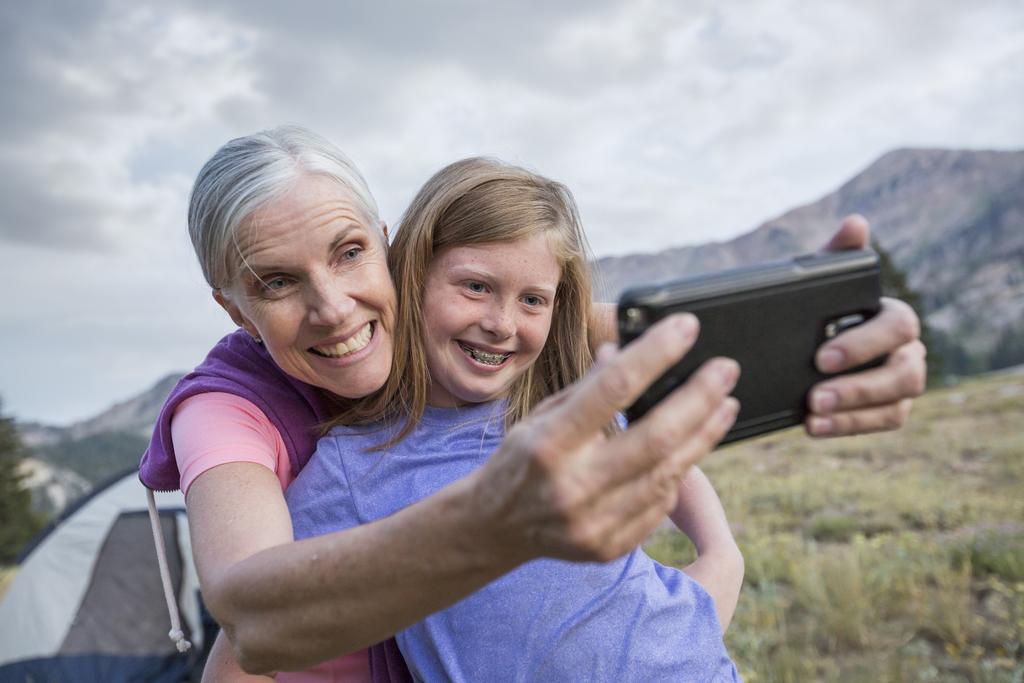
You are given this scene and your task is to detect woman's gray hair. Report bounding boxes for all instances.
[189,125,381,289]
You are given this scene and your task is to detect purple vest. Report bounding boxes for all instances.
[139,329,336,492]
[137,329,412,683]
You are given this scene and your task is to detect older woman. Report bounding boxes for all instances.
[140,126,926,679]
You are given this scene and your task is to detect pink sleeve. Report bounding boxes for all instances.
[173,393,372,682]
[170,392,294,495]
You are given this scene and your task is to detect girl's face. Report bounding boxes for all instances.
[422,233,562,408]
[215,174,396,399]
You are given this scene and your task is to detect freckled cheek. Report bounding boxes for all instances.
[524,318,551,350]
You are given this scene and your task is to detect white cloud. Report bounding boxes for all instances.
[1,0,1022,423]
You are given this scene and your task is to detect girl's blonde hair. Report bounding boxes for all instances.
[329,157,596,446]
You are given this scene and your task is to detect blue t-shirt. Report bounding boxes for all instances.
[286,401,741,682]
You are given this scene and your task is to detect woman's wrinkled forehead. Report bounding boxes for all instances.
[229,175,386,276]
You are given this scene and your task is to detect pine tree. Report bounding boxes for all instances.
[0,399,43,564]
[988,324,1024,371]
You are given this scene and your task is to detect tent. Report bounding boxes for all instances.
[0,469,212,682]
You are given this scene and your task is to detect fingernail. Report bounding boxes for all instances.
[818,348,845,373]
[675,313,698,337]
[809,416,834,436]
[812,390,838,414]
[717,397,740,424]
[715,359,740,389]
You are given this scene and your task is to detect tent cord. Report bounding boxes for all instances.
[147,487,193,653]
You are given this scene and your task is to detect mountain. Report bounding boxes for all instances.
[18,457,91,518]
[17,373,180,514]
[19,373,181,448]
[595,148,1024,357]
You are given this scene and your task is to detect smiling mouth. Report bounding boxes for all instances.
[310,322,374,358]
[458,341,512,366]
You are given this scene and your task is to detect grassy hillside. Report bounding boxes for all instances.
[30,430,150,487]
[0,567,15,600]
[646,368,1024,682]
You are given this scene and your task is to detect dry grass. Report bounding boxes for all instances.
[645,368,1024,682]
[0,567,17,601]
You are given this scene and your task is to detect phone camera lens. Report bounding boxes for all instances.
[623,307,647,333]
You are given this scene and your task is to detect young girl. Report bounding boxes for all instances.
[285,158,743,681]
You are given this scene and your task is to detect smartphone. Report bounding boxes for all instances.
[617,249,882,444]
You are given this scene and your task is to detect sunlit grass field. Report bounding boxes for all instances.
[0,567,15,601]
[645,368,1024,682]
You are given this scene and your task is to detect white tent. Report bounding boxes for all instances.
[0,469,209,682]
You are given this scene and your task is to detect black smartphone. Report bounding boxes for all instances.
[617,249,882,444]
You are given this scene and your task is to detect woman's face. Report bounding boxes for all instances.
[421,234,561,408]
[215,174,396,399]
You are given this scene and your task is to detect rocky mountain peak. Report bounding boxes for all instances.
[595,147,1024,356]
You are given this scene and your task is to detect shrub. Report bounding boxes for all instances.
[961,532,1024,582]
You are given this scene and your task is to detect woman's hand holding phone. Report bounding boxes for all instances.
[807,215,927,437]
[613,214,926,444]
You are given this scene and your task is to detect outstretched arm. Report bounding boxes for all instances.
[188,314,741,674]
[668,466,744,632]
[201,633,275,682]
[589,302,618,348]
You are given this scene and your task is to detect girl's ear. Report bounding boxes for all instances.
[381,221,389,242]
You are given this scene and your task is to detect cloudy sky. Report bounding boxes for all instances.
[3,0,1022,425]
